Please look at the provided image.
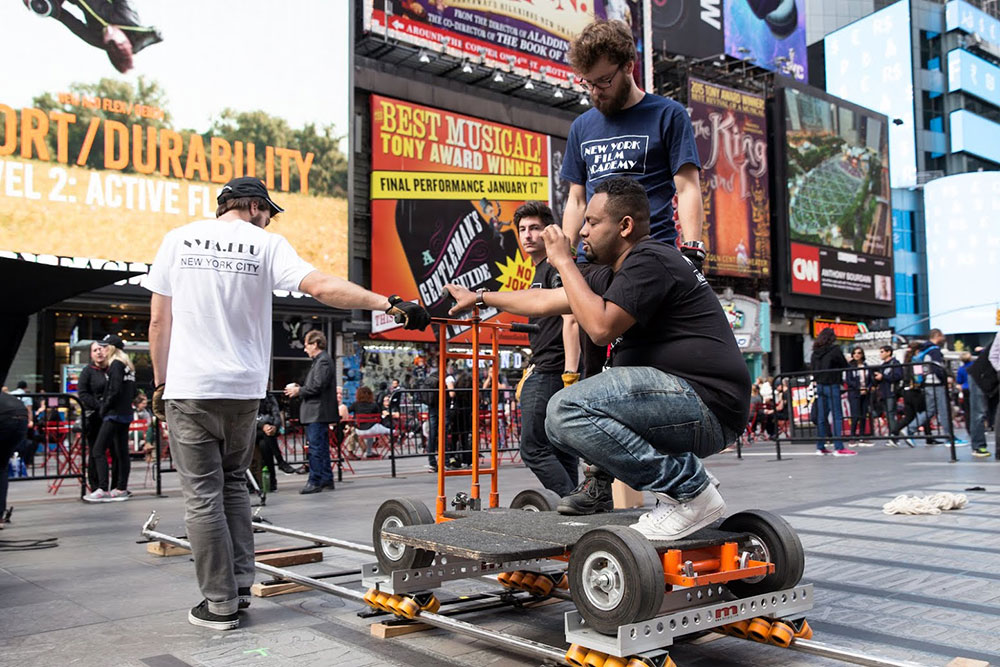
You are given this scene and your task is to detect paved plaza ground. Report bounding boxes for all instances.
[2,435,999,667]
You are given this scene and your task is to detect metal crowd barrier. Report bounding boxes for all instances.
[6,393,88,497]
[744,361,960,462]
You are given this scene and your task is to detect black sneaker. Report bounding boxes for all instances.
[557,467,614,515]
[238,587,251,610]
[188,600,239,630]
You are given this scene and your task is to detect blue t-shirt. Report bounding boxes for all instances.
[561,94,700,245]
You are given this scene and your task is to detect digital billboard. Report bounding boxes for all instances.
[825,0,916,189]
[947,49,1000,107]
[924,172,1000,333]
[363,0,645,87]
[946,0,1000,43]
[687,78,769,278]
[777,83,894,312]
[724,0,807,82]
[949,109,1000,164]
[0,2,349,278]
[370,95,560,343]
[651,0,725,58]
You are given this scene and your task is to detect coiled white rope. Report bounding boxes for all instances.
[882,492,969,515]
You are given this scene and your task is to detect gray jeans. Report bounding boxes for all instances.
[166,398,258,615]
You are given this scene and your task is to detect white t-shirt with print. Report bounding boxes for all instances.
[144,218,315,400]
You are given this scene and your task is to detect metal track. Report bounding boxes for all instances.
[140,512,931,667]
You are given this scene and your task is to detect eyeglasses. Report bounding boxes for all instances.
[579,64,625,91]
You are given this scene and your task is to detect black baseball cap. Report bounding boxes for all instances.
[217,177,284,216]
[97,334,124,350]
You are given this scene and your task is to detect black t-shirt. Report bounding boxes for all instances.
[0,392,29,420]
[584,239,751,433]
[528,259,566,373]
[349,401,382,430]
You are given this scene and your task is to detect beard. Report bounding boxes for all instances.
[250,211,270,228]
[592,77,632,116]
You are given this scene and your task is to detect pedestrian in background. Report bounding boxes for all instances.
[77,341,108,491]
[0,391,30,528]
[846,347,873,445]
[811,328,854,456]
[968,334,1000,457]
[83,335,136,502]
[284,330,339,494]
[872,345,903,444]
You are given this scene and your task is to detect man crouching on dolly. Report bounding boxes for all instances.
[446,175,750,540]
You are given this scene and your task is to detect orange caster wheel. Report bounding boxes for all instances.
[727,619,751,639]
[519,573,538,591]
[533,575,555,596]
[603,657,627,667]
[420,596,441,614]
[385,594,404,613]
[565,644,589,667]
[396,597,420,619]
[373,591,392,611]
[497,571,513,587]
[509,570,526,587]
[768,620,795,647]
[792,618,813,640]
[713,624,730,635]
[363,589,379,608]
[557,573,569,589]
[583,649,608,666]
[747,617,772,643]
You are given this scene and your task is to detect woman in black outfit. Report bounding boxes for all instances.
[811,328,854,456]
[846,347,873,441]
[84,334,136,502]
[78,341,109,491]
[348,386,390,458]
[890,342,925,446]
[448,371,475,469]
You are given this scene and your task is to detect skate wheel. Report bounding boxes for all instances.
[565,644,589,667]
[509,570,526,587]
[421,596,441,614]
[583,649,608,666]
[533,575,555,596]
[557,573,569,589]
[396,597,420,619]
[497,571,513,587]
[727,619,751,639]
[603,657,627,667]
[363,589,379,608]
[713,624,730,635]
[793,618,813,640]
[748,617,772,642]
[519,573,537,591]
[768,620,794,647]
[385,594,403,613]
[374,591,392,611]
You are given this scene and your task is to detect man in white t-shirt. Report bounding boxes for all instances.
[146,176,430,631]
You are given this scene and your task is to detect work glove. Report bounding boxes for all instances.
[680,242,706,273]
[386,295,431,330]
[561,372,581,387]
[152,384,167,422]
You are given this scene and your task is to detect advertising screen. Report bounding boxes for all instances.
[651,0,725,58]
[779,84,894,309]
[724,0,807,82]
[364,0,645,87]
[0,2,349,278]
[950,109,1000,163]
[948,49,1000,107]
[946,0,1000,43]
[370,94,559,343]
[687,78,769,278]
[924,172,1000,334]
[824,0,916,189]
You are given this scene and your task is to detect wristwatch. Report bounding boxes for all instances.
[475,288,488,308]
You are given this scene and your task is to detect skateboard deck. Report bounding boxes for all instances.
[382,508,746,563]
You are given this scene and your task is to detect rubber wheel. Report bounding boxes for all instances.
[374,591,392,611]
[519,573,538,592]
[604,658,628,667]
[748,617,772,643]
[565,644,589,667]
[727,619,751,639]
[719,510,805,598]
[533,575,555,596]
[421,596,441,614]
[363,589,379,608]
[497,571,513,587]
[510,488,561,512]
[568,526,665,636]
[372,498,436,573]
[768,620,795,647]
[556,573,569,589]
[584,650,608,666]
[396,597,420,619]
[793,618,813,640]
[509,570,526,587]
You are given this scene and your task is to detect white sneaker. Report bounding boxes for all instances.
[108,489,131,501]
[629,484,726,541]
[83,489,112,503]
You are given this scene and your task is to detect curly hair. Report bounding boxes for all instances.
[567,20,636,73]
[355,386,375,403]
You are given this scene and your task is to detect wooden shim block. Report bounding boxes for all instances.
[250,581,311,597]
[946,659,990,667]
[370,620,432,638]
[689,631,726,645]
[255,549,323,568]
[146,541,190,557]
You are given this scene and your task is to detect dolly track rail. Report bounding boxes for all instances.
[140,512,929,667]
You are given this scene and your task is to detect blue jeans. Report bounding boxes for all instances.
[969,379,990,449]
[908,384,949,438]
[305,421,333,486]
[544,367,734,502]
[520,371,578,496]
[815,383,844,451]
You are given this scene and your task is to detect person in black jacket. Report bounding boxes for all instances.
[811,328,854,456]
[250,393,292,492]
[845,347,873,442]
[284,330,338,494]
[1,392,31,527]
[871,345,904,442]
[84,334,137,501]
[77,341,109,492]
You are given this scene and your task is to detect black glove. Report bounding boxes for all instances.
[386,295,431,331]
[680,243,706,273]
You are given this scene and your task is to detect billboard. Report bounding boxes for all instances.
[370,94,559,343]
[777,83,894,312]
[946,0,1000,43]
[651,0,725,58]
[724,0,807,82]
[924,172,1000,334]
[687,78,769,278]
[950,109,1000,163]
[363,0,645,87]
[948,49,1000,107]
[0,2,349,279]
[825,0,916,189]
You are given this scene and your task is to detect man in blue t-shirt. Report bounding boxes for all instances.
[561,19,706,268]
